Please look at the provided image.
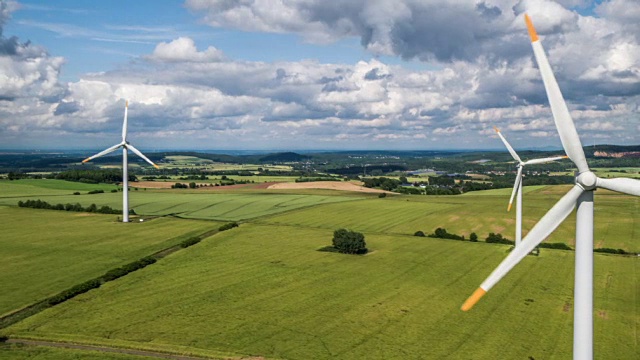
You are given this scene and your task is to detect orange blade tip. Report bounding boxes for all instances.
[125,100,128,107]
[461,288,487,311]
[507,203,512,212]
[524,14,539,42]
[493,126,500,133]
[153,165,160,169]
[562,155,569,159]
[82,158,91,163]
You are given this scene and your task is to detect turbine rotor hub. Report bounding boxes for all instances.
[577,171,597,190]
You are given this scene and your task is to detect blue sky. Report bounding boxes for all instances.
[0,0,638,151]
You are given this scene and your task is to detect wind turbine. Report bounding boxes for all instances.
[462,14,640,360]
[493,126,567,246]
[82,101,159,223]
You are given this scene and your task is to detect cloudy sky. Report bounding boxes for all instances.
[0,0,638,151]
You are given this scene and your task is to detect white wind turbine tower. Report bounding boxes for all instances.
[462,15,640,360]
[83,101,159,223]
[493,126,567,246]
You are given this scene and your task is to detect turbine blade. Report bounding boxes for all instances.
[597,177,640,196]
[126,144,159,169]
[525,15,589,173]
[462,184,583,311]
[523,155,568,166]
[493,126,522,163]
[122,100,128,142]
[507,166,523,212]
[82,143,122,163]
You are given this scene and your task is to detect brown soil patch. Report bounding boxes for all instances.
[562,302,571,312]
[597,310,608,319]
[267,181,392,193]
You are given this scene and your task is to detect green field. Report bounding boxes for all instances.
[1,178,638,359]
[0,206,220,316]
[0,344,145,360]
[4,224,638,359]
[257,185,640,252]
[0,179,364,221]
[0,179,118,197]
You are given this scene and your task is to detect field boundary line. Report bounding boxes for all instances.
[5,338,225,360]
[0,224,222,330]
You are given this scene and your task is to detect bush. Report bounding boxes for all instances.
[48,279,101,305]
[73,192,81,195]
[102,256,156,282]
[111,189,118,193]
[485,233,514,245]
[378,192,387,198]
[87,189,104,194]
[332,229,368,254]
[414,231,426,237]
[538,242,572,250]
[429,227,464,240]
[594,247,626,254]
[470,232,478,242]
[180,237,201,248]
[219,222,239,231]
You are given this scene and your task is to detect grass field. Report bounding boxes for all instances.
[1,177,638,359]
[4,224,638,359]
[0,179,365,221]
[0,344,144,360]
[257,185,640,252]
[2,180,638,251]
[0,179,118,197]
[0,206,220,316]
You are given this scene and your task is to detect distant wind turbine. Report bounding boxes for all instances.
[462,15,640,360]
[493,126,567,246]
[83,101,159,222]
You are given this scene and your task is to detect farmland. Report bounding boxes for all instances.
[0,179,366,221]
[4,224,638,359]
[0,177,638,359]
[0,206,220,317]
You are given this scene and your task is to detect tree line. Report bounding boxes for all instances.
[18,199,127,215]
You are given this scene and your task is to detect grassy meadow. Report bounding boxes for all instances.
[4,224,638,359]
[0,179,365,221]
[1,177,638,359]
[0,206,220,317]
[258,185,640,252]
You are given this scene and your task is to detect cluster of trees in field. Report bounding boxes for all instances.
[55,169,136,184]
[416,227,512,245]
[295,177,341,182]
[18,199,126,215]
[363,176,467,194]
[319,229,368,255]
[332,229,368,254]
[413,227,617,253]
[6,172,43,180]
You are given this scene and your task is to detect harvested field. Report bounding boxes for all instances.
[268,181,392,193]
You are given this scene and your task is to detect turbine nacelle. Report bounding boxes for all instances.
[577,171,597,190]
